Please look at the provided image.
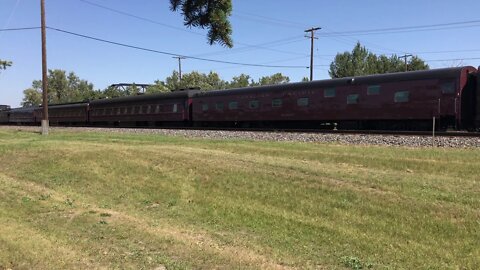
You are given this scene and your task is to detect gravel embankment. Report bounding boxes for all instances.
[2,125,480,148]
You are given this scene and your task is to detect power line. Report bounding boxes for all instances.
[78,0,307,57]
[47,27,309,69]
[0,26,480,63]
[233,10,405,55]
[0,27,41,32]
[320,21,480,37]
[425,57,480,62]
[411,49,480,55]
[192,36,307,58]
[78,0,205,37]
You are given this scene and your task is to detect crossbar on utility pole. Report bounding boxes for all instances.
[173,56,186,81]
[41,0,49,135]
[399,54,412,72]
[305,27,321,81]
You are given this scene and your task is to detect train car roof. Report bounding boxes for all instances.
[89,90,199,105]
[194,66,477,98]
[37,101,89,109]
[9,106,37,112]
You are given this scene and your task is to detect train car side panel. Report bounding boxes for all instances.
[192,67,476,130]
[89,91,198,126]
[35,103,89,125]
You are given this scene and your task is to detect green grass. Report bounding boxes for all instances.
[0,127,479,269]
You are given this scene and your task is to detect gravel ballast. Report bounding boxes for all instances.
[2,125,480,148]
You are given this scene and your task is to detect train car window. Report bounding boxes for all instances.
[272,98,283,107]
[202,104,209,112]
[394,91,410,103]
[367,85,381,95]
[134,106,140,114]
[215,103,224,110]
[249,100,260,109]
[297,97,309,107]
[172,104,178,113]
[116,108,121,115]
[324,88,336,98]
[228,101,238,110]
[142,106,149,114]
[106,108,112,115]
[441,82,455,94]
[155,105,160,114]
[147,105,152,114]
[347,94,359,104]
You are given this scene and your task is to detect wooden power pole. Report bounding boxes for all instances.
[399,54,413,72]
[173,56,186,81]
[305,27,321,81]
[41,0,49,135]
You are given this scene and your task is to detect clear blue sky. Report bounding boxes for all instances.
[1,0,480,107]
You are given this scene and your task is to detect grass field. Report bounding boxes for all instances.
[0,128,478,269]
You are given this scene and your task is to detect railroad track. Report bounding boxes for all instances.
[2,124,480,137]
[130,126,480,138]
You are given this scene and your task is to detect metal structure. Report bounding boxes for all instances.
[109,83,152,94]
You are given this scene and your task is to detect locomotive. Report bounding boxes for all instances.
[1,66,479,131]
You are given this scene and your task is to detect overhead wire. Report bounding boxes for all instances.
[47,26,309,69]
[0,0,21,40]
[78,0,308,58]
[0,27,41,32]
[319,20,480,36]
[2,26,479,65]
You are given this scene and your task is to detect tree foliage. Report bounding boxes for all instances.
[170,0,233,47]
[21,69,98,107]
[21,69,292,107]
[0,60,12,71]
[160,70,290,91]
[329,42,429,78]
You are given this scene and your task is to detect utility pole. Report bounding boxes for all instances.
[305,27,321,81]
[173,56,186,81]
[399,54,412,72]
[40,0,49,135]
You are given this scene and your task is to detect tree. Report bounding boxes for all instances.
[256,73,290,86]
[0,60,12,71]
[21,88,42,107]
[146,80,170,94]
[329,42,429,78]
[163,70,227,91]
[22,69,96,106]
[170,0,233,47]
[226,74,253,89]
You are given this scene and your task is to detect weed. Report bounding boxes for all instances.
[64,198,74,206]
[341,256,373,270]
[38,194,51,201]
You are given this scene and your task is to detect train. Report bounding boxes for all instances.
[1,66,480,131]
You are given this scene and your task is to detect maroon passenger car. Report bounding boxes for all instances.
[88,90,199,126]
[35,102,89,125]
[192,66,478,130]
